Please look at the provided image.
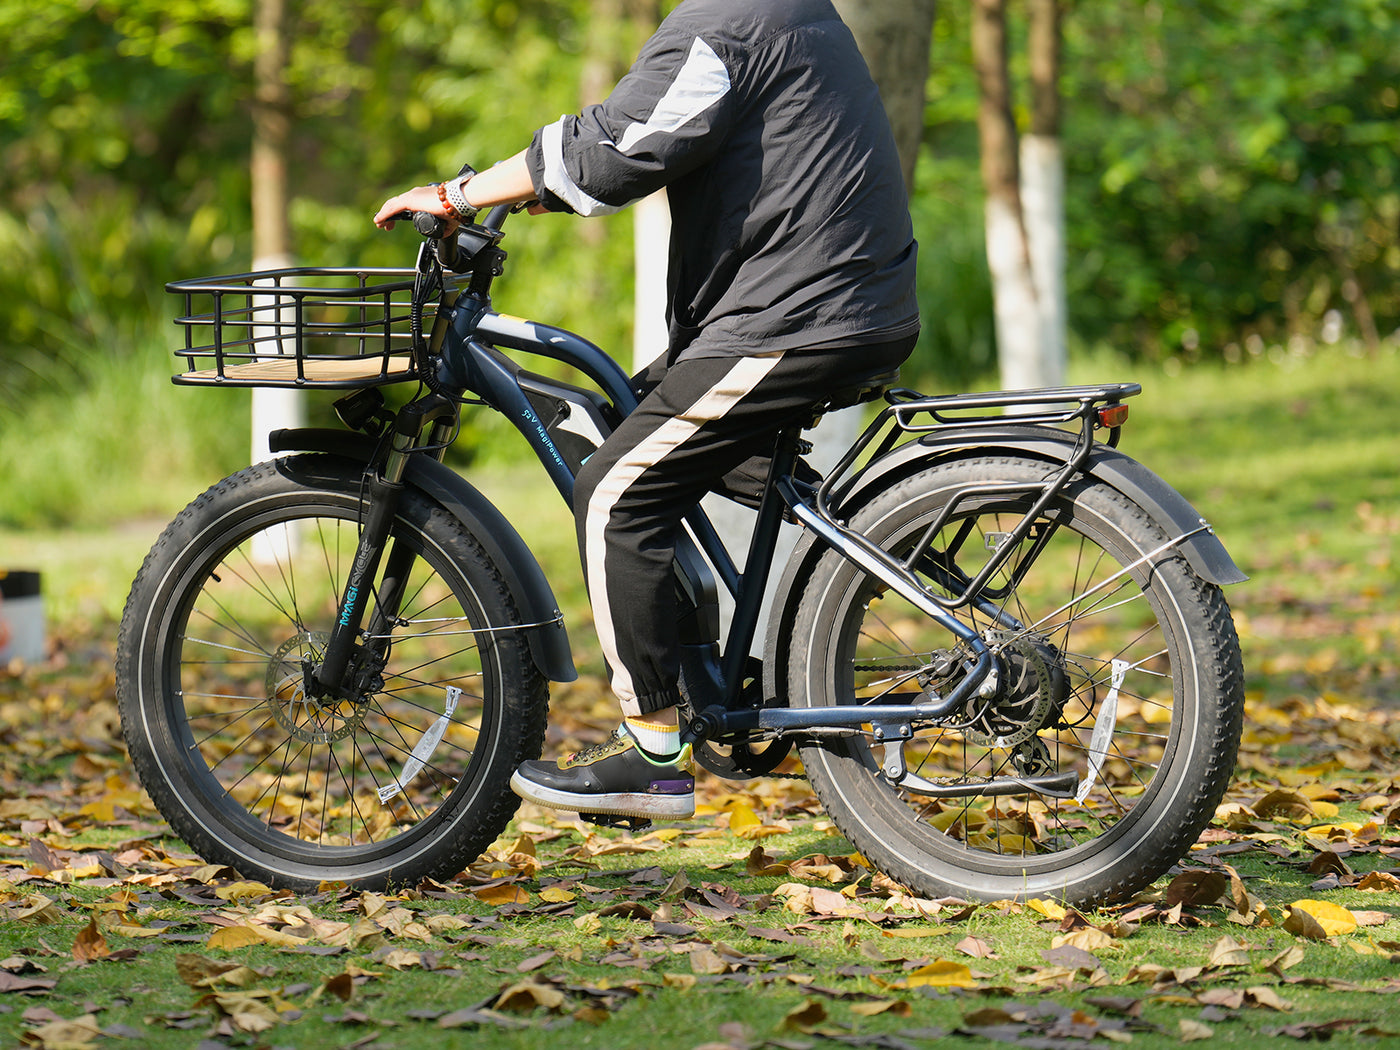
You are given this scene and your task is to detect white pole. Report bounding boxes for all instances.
[632,190,671,371]
[250,250,303,564]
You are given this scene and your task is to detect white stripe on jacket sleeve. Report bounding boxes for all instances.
[615,37,731,155]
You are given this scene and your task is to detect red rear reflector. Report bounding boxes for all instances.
[1096,403,1129,428]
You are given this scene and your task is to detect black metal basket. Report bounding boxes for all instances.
[166,267,442,388]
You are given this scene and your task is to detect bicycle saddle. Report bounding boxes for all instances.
[822,367,901,412]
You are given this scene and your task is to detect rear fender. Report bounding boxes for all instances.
[268,428,576,683]
[761,424,1245,704]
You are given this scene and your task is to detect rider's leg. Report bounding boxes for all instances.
[511,340,913,820]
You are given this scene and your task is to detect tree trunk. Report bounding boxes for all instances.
[249,0,301,565]
[579,0,669,370]
[831,0,938,188]
[1022,0,1066,385]
[251,0,292,272]
[972,0,1043,390]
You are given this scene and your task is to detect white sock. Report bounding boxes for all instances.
[624,715,682,758]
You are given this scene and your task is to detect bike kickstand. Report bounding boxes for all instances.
[871,720,914,782]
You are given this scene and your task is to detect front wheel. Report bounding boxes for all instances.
[116,456,548,890]
[788,456,1243,906]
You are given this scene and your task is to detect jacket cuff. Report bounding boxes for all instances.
[527,126,576,214]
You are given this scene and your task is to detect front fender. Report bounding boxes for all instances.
[761,424,1245,704]
[268,428,576,683]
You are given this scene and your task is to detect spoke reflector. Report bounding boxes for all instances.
[1076,659,1127,803]
[378,685,461,803]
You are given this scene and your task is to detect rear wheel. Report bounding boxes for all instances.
[117,456,548,890]
[788,457,1243,905]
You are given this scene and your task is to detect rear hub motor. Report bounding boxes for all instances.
[964,631,1070,754]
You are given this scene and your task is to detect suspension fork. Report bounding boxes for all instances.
[314,391,459,698]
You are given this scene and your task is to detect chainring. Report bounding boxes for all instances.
[692,734,794,778]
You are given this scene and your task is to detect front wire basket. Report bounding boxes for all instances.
[167,267,447,388]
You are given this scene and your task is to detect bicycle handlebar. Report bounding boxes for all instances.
[382,210,455,239]
[387,204,514,242]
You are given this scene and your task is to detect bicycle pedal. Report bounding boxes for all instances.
[579,813,653,833]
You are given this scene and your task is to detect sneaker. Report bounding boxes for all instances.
[510,726,695,820]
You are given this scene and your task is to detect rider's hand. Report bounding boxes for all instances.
[374,185,458,230]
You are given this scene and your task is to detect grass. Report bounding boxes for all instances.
[0,346,251,532]
[3,806,1400,1049]
[2,343,1399,1049]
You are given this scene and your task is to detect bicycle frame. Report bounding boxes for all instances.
[133,205,1248,901]
[312,212,1156,762]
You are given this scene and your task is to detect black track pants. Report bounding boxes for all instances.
[573,338,914,717]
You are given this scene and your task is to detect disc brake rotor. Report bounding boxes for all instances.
[265,632,367,743]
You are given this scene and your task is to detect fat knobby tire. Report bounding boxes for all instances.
[115,456,549,890]
[788,456,1245,906]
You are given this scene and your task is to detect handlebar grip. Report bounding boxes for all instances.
[413,211,448,238]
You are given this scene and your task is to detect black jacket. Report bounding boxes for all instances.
[526,0,919,359]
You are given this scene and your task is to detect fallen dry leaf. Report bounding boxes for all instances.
[1253,789,1315,822]
[1206,934,1252,968]
[1356,871,1400,892]
[19,1014,102,1050]
[781,999,828,1032]
[1283,899,1357,939]
[892,959,977,989]
[1243,985,1293,1011]
[1027,898,1068,921]
[205,925,265,951]
[471,882,530,907]
[70,918,108,963]
[1179,1018,1214,1041]
[955,935,997,959]
[201,990,281,1033]
[494,980,566,1013]
[850,998,912,1017]
[1052,926,1117,953]
[214,880,273,903]
[1164,870,1230,908]
[175,954,273,989]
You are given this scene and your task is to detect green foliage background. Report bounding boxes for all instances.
[1,0,1397,526]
